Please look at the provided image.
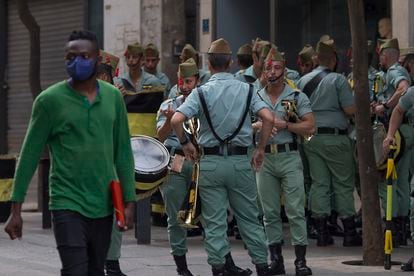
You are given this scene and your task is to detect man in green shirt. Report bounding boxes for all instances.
[4,30,135,276]
[254,47,314,276]
[384,87,414,272]
[171,38,274,276]
[167,44,211,99]
[296,39,362,248]
[143,43,172,92]
[374,38,412,246]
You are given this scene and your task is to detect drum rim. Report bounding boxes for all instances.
[131,135,170,173]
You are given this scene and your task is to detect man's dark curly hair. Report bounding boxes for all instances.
[68,30,99,52]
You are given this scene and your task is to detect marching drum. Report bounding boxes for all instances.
[131,135,170,199]
[372,123,404,171]
[354,123,404,171]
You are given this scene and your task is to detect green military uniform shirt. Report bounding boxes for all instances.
[378,62,411,103]
[296,66,354,129]
[177,72,267,147]
[114,68,163,92]
[257,85,312,144]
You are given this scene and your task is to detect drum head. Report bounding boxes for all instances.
[131,136,170,175]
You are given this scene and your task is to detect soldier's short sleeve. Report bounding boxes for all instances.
[399,87,414,112]
[337,75,354,108]
[297,92,313,118]
[176,88,200,118]
[156,100,169,129]
[389,68,410,89]
[250,89,268,114]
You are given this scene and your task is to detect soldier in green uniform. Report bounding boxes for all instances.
[235,43,253,78]
[167,44,211,99]
[296,39,362,247]
[254,47,314,276]
[384,87,414,271]
[297,44,316,77]
[171,38,275,276]
[143,43,171,92]
[157,58,251,276]
[236,39,272,84]
[374,38,412,246]
[114,42,164,137]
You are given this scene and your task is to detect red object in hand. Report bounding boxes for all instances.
[110,180,125,229]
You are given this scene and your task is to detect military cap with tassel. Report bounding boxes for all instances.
[298,44,315,64]
[144,43,159,57]
[124,42,143,56]
[208,38,232,54]
[178,58,199,78]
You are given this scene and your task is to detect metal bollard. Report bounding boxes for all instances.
[135,197,151,244]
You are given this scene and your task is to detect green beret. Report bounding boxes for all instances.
[144,43,159,57]
[316,39,336,55]
[298,44,315,64]
[237,43,253,56]
[208,38,232,54]
[380,38,399,52]
[265,47,285,63]
[179,58,199,78]
[180,44,197,61]
[126,42,143,56]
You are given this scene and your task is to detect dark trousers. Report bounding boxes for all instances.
[52,210,113,276]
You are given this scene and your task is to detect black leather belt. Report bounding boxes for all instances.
[265,143,297,153]
[316,127,348,135]
[166,146,185,156]
[203,146,248,156]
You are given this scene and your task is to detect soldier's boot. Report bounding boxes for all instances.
[212,265,226,276]
[173,255,194,276]
[105,260,127,276]
[341,216,362,247]
[327,211,344,237]
[397,216,408,246]
[256,263,271,276]
[306,216,318,239]
[224,252,252,276]
[401,257,414,271]
[268,243,285,275]
[294,245,312,276]
[314,217,334,247]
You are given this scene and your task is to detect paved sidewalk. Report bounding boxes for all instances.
[0,211,412,276]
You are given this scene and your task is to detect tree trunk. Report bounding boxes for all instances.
[16,0,41,99]
[347,0,384,265]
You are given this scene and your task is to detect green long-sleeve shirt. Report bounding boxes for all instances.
[11,80,135,218]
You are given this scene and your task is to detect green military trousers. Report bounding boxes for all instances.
[107,215,122,260]
[199,154,268,266]
[159,159,193,256]
[304,134,356,218]
[379,124,414,217]
[256,150,308,245]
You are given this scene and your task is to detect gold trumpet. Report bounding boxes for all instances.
[283,100,313,143]
[177,118,201,228]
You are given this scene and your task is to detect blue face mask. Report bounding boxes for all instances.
[66,56,97,81]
